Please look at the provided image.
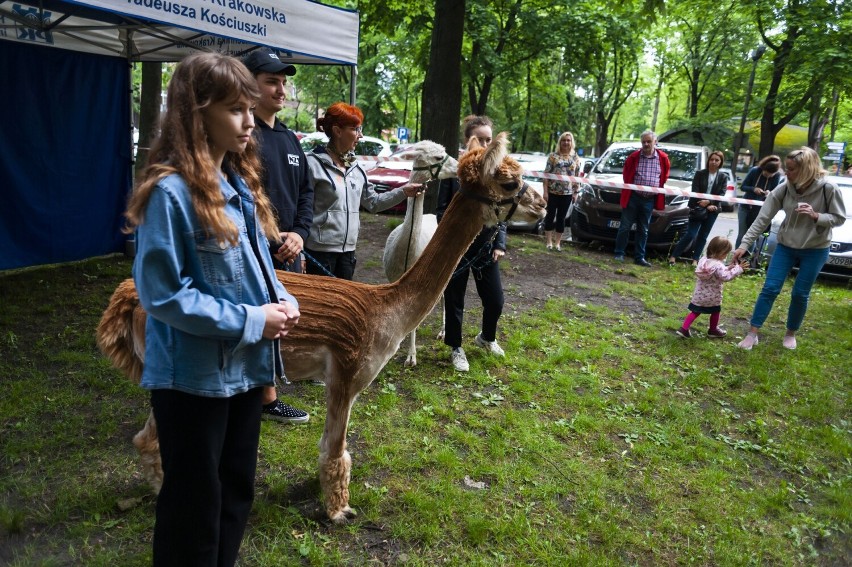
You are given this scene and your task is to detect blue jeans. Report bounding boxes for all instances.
[614,193,654,260]
[670,213,719,260]
[750,243,829,331]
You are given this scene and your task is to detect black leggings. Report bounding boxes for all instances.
[305,249,357,280]
[151,387,263,567]
[544,193,572,233]
[443,259,504,348]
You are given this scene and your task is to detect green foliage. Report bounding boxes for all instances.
[1,235,850,564]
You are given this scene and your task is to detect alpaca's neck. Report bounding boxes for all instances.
[400,194,424,272]
[391,194,484,330]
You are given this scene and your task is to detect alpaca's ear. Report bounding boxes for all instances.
[466,136,482,152]
[480,132,509,182]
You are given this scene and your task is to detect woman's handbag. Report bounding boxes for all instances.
[689,205,708,221]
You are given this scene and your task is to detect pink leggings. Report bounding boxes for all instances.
[683,311,720,330]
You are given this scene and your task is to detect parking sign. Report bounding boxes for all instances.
[397,127,409,142]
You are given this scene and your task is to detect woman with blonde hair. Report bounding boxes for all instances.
[542,131,581,250]
[733,147,846,350]
[126,52,300,564]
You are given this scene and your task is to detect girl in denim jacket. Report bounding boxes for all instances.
[676,236,748,339]
[124,53,299,566]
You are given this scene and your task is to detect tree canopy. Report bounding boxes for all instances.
[269,0,852,163]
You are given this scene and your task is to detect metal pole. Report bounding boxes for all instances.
[349,65,357,105]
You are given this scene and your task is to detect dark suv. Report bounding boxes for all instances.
[570,142,709,249]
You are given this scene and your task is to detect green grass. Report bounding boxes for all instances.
[0,243,850,565]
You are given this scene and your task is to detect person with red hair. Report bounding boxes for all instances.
[304,102,422,279]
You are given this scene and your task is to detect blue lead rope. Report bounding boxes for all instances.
[302,249,338,278]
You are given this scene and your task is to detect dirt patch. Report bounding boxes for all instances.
[352,212,643,317]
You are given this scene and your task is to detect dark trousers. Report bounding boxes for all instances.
[273,252,305,273]
[443,259,504,348]
[305,249,356,280]
[671,213,719,260]
[736,204,762,249]
[151,387,263,567]
[544,194,572,233]
[614,193,655,260]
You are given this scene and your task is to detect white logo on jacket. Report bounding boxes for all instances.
[288,154,300,166]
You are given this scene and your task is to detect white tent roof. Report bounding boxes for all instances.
[0,0,359,65]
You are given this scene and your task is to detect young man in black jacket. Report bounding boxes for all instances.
[243,48,313,424]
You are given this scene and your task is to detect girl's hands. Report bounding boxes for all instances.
[492,249,505,263]
[261,300,301,340]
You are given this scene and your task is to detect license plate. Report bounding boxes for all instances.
[607,220,637,230]
[827,256,852,266]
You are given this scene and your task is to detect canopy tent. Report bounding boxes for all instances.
[0,0,359,270]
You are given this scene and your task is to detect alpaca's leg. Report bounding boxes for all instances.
[133,411,163,494]
[319,379,357,523]
[404,329,417,367]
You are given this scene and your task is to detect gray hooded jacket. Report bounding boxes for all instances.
[305,148,407,253]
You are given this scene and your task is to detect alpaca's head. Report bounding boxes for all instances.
[458,133,546,226]
[399,140,459,185]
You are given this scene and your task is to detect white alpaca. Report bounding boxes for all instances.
[382,141,459,366]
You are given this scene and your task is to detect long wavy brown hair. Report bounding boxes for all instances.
[125,52,277,244]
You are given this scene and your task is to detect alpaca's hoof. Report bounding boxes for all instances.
[436,330,445,340]
[404,356,417,367]
[328,506,358,524]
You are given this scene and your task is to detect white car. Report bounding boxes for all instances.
[754,175,852,279]
[719,167,738,212]
[508,154,547,233]
[299,132,391,170]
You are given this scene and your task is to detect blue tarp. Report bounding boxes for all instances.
[0,40,131,270]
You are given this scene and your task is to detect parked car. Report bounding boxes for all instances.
[719,167,738,212]
[580,157,599,176]
[508,154,548,233]
[752,176,852,279]
[570,142,709,250]
[299,131,391,170]
[365,161,413,214]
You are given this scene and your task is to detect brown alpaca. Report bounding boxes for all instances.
[97,133,546,523]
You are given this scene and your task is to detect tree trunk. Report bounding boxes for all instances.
[420,0,465,214]
[135,62,162,177]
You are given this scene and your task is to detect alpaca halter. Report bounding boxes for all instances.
[457,181,529,222]
[411,154,450,181]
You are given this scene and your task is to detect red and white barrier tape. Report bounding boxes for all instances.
[352,154,761,206]
[524,170,763,206]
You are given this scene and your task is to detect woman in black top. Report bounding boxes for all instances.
[436,115,506,372]
[668,151,729,265]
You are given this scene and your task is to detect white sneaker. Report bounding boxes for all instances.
[474,333,505,357]
[451,348,469,371]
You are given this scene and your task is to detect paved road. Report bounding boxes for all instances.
[708,211,739,243]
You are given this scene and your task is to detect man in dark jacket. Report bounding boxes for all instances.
[243,48,313,424]
[614,130,670,267]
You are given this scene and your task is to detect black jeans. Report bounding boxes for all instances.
[151,387,263,567]
[305,249,356,280]
[443,259,504,348]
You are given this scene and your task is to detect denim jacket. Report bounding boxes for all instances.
[133,171,297,397]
